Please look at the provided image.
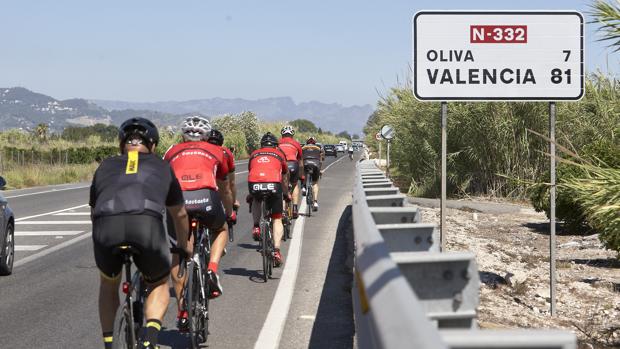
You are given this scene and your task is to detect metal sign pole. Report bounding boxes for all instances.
[549,102,557,316]
[378,141,382,167]
[386,140,391,178]
[440,102,448,252]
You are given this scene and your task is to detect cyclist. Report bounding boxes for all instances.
[90,117,190,349]
[247,132,290,266]
[348,145,354,160]
[278,125,304,218]
[302,136,323,211]
[164,116,233,331]
[206,128,240,221]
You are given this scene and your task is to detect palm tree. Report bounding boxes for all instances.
[35,123,49,142]
[590,0,620,50]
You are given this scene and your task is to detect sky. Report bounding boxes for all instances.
[0,0,614,107]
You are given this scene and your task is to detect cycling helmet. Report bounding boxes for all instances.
[181,115,211,141]
[118,117,159,147]
[306,136,317,145]
[207,129,224,146]
[260,132,279,147]
[281,125,295,136]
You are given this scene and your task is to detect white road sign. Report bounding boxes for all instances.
[381,125,395,140]
[413,11,584,101]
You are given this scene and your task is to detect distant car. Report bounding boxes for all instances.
[335,144,345,153]
[324,144,337,157]
[0,176,14,275]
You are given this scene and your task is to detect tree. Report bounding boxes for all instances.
[591,0,620,50]
[35,123,49,142]
[290,119,318,133]
[352,133,360,139]
[336,131,351,139]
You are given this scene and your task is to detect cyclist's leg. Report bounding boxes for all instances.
[166,210,192,316]
[202,189,228,272]
[269,187,285,250]
[249,185,262,239]
[93,216,125,343]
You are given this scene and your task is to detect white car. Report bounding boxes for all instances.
[335,144,345,153]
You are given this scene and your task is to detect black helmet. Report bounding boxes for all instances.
[118,117,159,147]
[207,129,224,146]
[260,132,278,147]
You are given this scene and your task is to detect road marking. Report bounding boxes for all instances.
[16,221,91,225]
[15,231,83,236]
[323,155,347,172]
[4,185,90,199]
[53,212,91,216]
[254,200,307,349]
[15,245,46,251]
[299,315,316,320]
[15,204,89,222]
[235,170,248,175]
[14,232,92,268]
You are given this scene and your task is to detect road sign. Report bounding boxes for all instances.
[375,132,382,141]
[413,11,584,101]
[381,125,395,140]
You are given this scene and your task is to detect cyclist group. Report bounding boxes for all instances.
[89,116,324,348]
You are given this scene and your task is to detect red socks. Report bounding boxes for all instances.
[208,262,218,273]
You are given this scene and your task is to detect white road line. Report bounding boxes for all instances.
[15,245,46,251]
[15,204,89,222]
[15,231,83,236]
[16,221,92,225]
[14,232,92,268]
[254,200,307,349]
[235,160,249,165]
[235,170,248,175]
[5,185,90,199]
[323,155,347,172]
[53,212,91,216]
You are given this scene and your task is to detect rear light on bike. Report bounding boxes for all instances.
[122,282,130,294]
[191,221,197,228]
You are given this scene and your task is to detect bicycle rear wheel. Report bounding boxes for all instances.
[187,259,209,348]
[112,303,135,349]
[306,177,313,216]
[260,200,270,282]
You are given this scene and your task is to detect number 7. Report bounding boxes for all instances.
[563,50,571,62]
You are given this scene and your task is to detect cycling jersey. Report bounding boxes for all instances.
[302,144,322,161]
[89,152,184,219]
[248,147,288,183]
[279,136,303,162]
[164,141,228,191]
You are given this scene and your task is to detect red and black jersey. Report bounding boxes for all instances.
[248,147,288,183]
[164,141,228,191]
[279,136,303,162]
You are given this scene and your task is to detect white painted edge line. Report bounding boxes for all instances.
[53,212,91,216]
[15,245,46,251]
[323,155,347,172]
[16,221,92,225]
[14,232,92,268]
[15,204,89,222]
[15,231,83,236]
[5,185,90,199]
[254,199,307,349]
[235,170,249,175]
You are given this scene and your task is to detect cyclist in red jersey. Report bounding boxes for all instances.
[163,116,233,331]
[206,129,239,224]
[247,132,290,266]
[278,125,304,218]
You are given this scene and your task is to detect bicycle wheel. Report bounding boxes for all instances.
[281,205,288,242]
[186,259,209,348]
[267,226,274,276]
[112,303,135,349]
[306,177,313,216]
[260,200,270,282]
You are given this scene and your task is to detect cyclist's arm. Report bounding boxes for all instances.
[167,204,189,251]
[218,178,233,217]
[297,144,304,179]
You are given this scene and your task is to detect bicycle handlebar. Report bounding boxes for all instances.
[170,247,187,278]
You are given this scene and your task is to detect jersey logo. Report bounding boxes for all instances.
[252,183,276,191]
[257,156,271,163]
[126,151,139,174]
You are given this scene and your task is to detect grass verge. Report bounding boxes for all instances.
[2,163,98,189]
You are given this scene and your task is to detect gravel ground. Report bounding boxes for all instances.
[415,199,620,349]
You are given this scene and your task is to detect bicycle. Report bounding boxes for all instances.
[227,206,238,242]
[112,246,184,349]
[282,183,293,241]
[254,191,275,282]
[181,217,212,348]
[304,168,315,217]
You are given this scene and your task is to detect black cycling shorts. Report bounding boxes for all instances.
[167,188,227,246]
[248,182,283,216]
[303,159,321,182]
[287,161,300,187]
[93,215,171,283]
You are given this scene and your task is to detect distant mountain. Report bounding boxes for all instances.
[92,97,374,134]
[0,87,374,134]
[0,87,176,131]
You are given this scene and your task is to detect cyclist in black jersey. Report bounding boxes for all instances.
[90,117,190,349]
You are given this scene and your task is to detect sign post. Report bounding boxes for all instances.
[440,102,447,251]
[381,125,395,178]
[375,132,382,167]
[413,11,584,315]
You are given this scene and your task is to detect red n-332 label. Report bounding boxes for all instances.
[470,25,528,43]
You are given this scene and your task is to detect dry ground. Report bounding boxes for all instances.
[417,201,620,349]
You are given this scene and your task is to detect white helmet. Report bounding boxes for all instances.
[181,115,211,141]
[281,125,295,136]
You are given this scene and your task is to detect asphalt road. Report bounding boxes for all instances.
[0,154,357,348]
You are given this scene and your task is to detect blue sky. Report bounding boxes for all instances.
[0,0,614,106]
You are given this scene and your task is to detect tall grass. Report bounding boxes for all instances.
[2,163,99,189]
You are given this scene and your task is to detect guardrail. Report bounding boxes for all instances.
[352,160,576,349]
